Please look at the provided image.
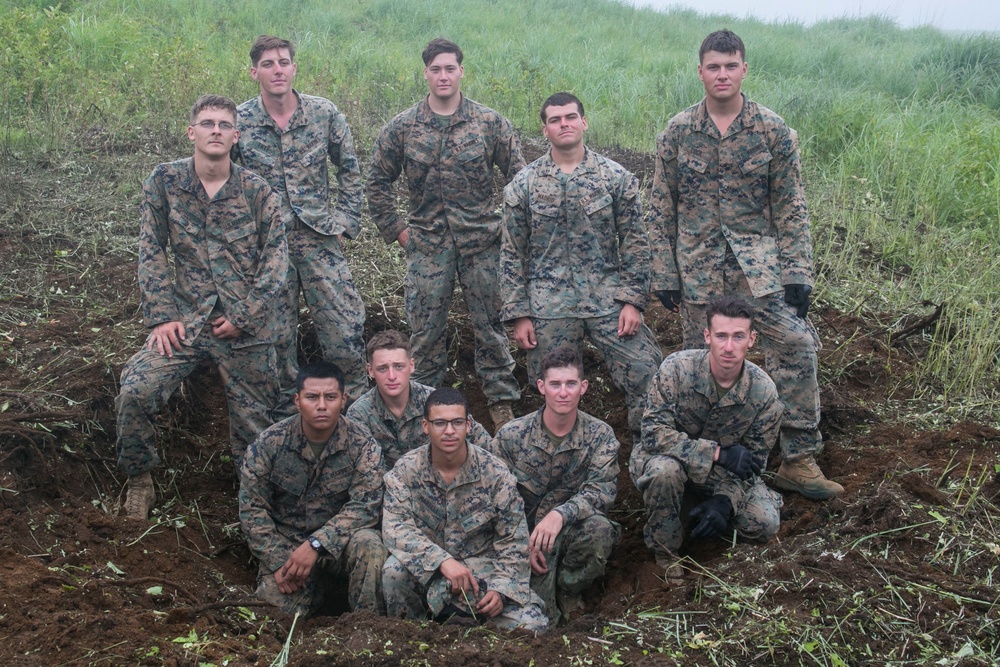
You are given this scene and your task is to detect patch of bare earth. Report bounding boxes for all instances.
[1,145,997,666]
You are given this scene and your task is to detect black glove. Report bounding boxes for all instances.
[716,444,762,480]
[689,495,733,540]
[784,284,812,319]
[653,290,682,312]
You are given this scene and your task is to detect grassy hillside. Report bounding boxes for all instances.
[2,0,999,412]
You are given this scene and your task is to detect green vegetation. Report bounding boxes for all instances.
[2,0,998,412]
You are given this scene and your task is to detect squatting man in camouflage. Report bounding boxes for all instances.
[239,361,386,616]
[501,92,661,439]
[490,346,621,625]
[631,297,783,578]
[234,35,368,414]
[382,387,548,631]
[347,329,491,470]
[366,38,523,431]
[647,29,842,499]
[117,94,287,520]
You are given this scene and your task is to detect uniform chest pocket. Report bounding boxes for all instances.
[740,151,772,174]
[460,509,494,534]
[679,153,709,174]
[529,198,562,220]
[302,138,328,167]
[223,217,260,276]
[582,192,614,217]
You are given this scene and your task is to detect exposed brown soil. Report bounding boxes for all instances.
[1,145,998,666]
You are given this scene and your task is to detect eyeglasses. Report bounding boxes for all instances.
[194,120,235,131]
[427,418,468,431]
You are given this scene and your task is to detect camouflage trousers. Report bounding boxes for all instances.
[404,238,519,405]
[528,315,662,433]
[115,335,278,476]
[681,252,823,460]
[255,528,387,617]
[633,454,781,561]
[274,226,368,418]
[531,515,620,625]
[382,554,548,631]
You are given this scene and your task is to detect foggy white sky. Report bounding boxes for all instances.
[628,0,999,32]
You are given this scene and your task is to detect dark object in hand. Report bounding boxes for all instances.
[784,284,812,318]
[690,495,733,540]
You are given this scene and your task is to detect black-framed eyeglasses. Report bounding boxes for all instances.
[427,418,468,431]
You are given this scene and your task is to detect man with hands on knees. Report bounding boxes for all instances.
[239,361,386,617]
[115,94,287,520]
[381,388,548,630]
[490,346,620,625]
[631,297,783,580]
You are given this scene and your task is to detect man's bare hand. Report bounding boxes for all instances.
[513,317,537,350]
[476,590,503,618]
[210,316,243,339]
[617,304,641,337]
[529,547,549,576]
[146,321,186,357]
[529,510,564,554]
[439,558,479,596]
[274,541,318,593]
[396,229,410,249]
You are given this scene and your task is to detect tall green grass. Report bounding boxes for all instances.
[2,0,997,412]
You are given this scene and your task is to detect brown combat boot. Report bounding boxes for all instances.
[124,472,156,520]
[774,457,844,500]
[488,401,515,433]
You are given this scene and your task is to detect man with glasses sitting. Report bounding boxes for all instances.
[381,387,548,631]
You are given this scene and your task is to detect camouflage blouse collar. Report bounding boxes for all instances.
[420,440,484,488]
[693,93,755,136]
[374,381,427,424]
[244,90,307,130]
[416,94,472,126]
[176,157,241,201]
[694,349,751,406]
[537,146,599,178]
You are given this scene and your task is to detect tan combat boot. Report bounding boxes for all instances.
[488,401,515,433]
[774,457,844,500]
[124,472,156,520]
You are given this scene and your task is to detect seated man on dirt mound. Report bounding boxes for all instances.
[381,387,548,631]
[239,361,387,617]
[347,330,491,469]
[630,296,783,579]
[489,345,621,625]
[116,94,287,520]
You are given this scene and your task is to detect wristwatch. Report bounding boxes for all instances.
[308,536,324,554]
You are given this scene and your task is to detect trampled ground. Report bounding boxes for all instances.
[1,141,998,666]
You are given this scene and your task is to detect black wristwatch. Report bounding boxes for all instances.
[308,536,324,554]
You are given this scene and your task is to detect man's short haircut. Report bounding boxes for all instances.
[539,345,585,382]
[423,387,468,419]
[366,329,412,362]
[250,35,295,67]
[705,295,756,330]
[422,38,463,65]
[699,29,745,62]
[540,92,584,123]
[190,94,237,124]
[295,360,345,394]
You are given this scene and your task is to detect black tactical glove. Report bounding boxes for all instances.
[716,444,762,480]
[689,495,733,540]
[653,290,682,312]
[784,284,812,319]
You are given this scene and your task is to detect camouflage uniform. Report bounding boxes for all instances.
[366,96,523,405]
[239,413,387,615]
[346,380,491,469]
[382,444,548,631]
[489,408,620,624]
[501,148,661,432]
[235,91,368,410]
[648,95,822,461]
[630,349,782,561]
[115,158,287,476]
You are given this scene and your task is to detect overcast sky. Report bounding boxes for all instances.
[628,0,999,32]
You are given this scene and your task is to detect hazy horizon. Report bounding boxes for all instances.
[626,0,999,33]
